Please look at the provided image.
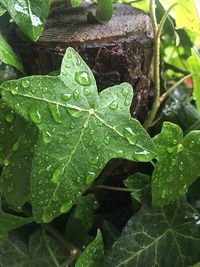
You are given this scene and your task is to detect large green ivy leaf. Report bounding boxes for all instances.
[0,208,32,244]
[187,49,200,112]
[0,33,24,72]
[75,229,104,267]
[1,47,156,223]
[0,100,37,208]
[103,201,200,267]
[0,0,51,41]
[0,229,68,266]
[152,122,200,206]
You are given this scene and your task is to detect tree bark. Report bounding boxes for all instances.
[10,2,153,123]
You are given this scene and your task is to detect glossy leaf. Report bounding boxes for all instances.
[1,47,156,223]
[0,33,24,72]
[0,208,32,244]
[0,100,37,208]
[75,229,103,267]
[152,122,200,206]
[104,201,200,267]
[187,49,200,112]
[71,0,82,8]
[0,0,51,41]
[0,229,68,265]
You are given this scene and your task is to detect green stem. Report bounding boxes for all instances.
[160,74,192,103]
[96,184,139,193]
[87,0,113,24]
[144,2,177,129]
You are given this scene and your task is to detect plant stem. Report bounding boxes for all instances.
[96,184,139,193]
[159,74,192,103]
[144,1,177,129]
[41,223,81,265]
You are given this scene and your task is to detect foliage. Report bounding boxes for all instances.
[0,0,200,266]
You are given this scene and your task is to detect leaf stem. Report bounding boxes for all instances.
[159,74,192,103]
[96,184,139,193]
[144,2,177,129]
[41,223,81,265]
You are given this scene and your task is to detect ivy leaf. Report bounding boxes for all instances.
[103,201,200,267]
[0,0,51,41]
[0,100,37,208]
[75,229,104,267]
[0,33,24,72]
[71,0,82,8]
[74,194,99,231]
[0,208,32,244]
[187,49,200,112]
[0,229,68,265]
[152,122,200,206]
[1,47,156,223]
[124,172,150,203]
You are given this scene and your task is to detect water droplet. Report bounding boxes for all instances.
[57,137,63,144]
[60,201,73,214]
[12,142,19,152]
[173,139,178,145]
[86,171,96,185]
[123,127,137,145]
[5,112,15,123]
[71,122,75,129]
[83,88,90,96]
[178,161,184,171]
[42,130,52,144]
[104,136,110,145]
[73,89,80,102]
[46,165,52,172]
[61,93,71,101]
[109,101,118,110]
[89,129,94,135]
[66,107,83,118]
[90,156,99,165]
[42,212,53,223]
[83,120,89,129]
[179,174,184,181]
[51,165,64,183]
[75,71,91,86]
[167,147,174,154]
[117,150,124,157]
[22,80,30,88]
[11,87,18,95]
[161,190,166,199]
[177,144,184,153]
[3,159,9,167]
[28,104,42,124]
[48,104,63,124]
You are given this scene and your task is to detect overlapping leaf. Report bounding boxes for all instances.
[0,229,68,266]
[0,100,37,208]
[1,47,156,222]
[152,122,200,206]
[76,229,103,267]
[103,201,200,267]
[0,208,32,244]
[0,33,24,72]
[0,0,51,41]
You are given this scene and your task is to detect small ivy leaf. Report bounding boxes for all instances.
[187,49,200,112]
[0,229,68,265]
[152,122,200,206]
[103,201,200,267]
[0,0,51,41]
[124,172,150,203]
[74,194,99,231]
[75,229,104,267]
[0,100,37,208]
[0,208,33,244]
[1,47,156,223]
[0,33,24,72]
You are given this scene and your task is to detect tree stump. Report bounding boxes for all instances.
[10,2,153,123]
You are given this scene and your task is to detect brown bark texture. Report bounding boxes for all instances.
[10,2,154,123]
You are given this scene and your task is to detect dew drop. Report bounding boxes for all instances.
[109,101,118,110]
[48,104,63,124]
[66,107,83,118]
[104,136,110,145]
[5,112,15,123]
[42,130,52,144]
[178,161,184,171]
[11,87,18,95]
[75,71,91,86]
[83,120,89,129]
[12,142,19,152]
[83,88,90,96]
[60,201,73,214]
[179,174,184,181]
[90,156,99,165]
[61,93,71,101]
[51,165,64,183]
[3,159,9,167]
[42,212,53,223]
[161,190,166,199]
[117,150,124,157]
[86,171,96,185]
[46,165,52,172]
[28,104,42,124]
[177,144,184,153]
[123,127,137,145]
[73,89,80,102]
[71,122,75,129]
[57,137,63,144]
[22,80,30,88]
